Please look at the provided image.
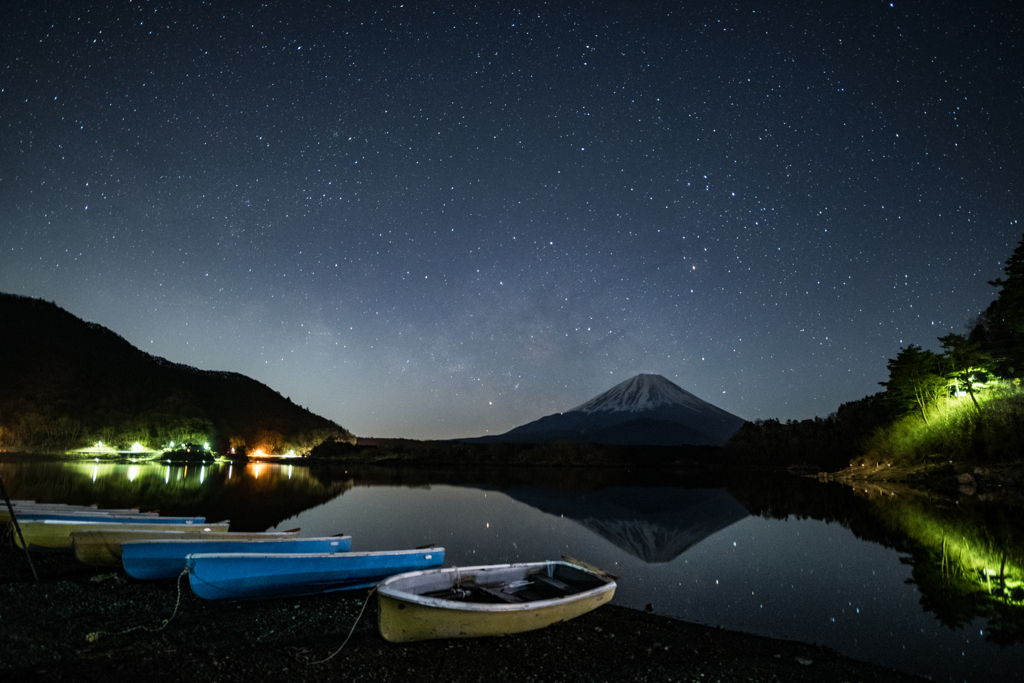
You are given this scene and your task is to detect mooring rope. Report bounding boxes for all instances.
[301,587,376,666]
[85,567,188,643]
[186,567,254,598]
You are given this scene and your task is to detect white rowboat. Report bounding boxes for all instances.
[377,560,616,642]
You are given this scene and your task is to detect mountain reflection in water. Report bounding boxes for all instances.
[502,486,749,563]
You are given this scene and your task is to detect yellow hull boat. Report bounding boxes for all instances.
[71,528,297,566]
[14,520,230,551]
[377,560,616,643]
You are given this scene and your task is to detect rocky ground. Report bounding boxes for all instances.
[0,544,926,683]
[822,459,1024,505]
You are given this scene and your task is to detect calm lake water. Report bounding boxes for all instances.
[3,456,1023,682]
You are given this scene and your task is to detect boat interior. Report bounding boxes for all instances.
[421,564,610,604]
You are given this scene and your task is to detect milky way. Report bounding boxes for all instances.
[2,2,1020,439]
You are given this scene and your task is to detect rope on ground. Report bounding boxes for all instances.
[85,567,188,643]
[301,587,376,666]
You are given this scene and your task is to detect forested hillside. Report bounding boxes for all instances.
[0,293,353,454]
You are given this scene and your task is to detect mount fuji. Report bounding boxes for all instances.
[469,374,746,446]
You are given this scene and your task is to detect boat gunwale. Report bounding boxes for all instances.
[122,534,351,548]
[377,560,616,614]
[31,517,211,525]
[185,546,444,565]
[72,529,297,542]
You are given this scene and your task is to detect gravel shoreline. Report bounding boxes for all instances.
[0,544,927,683]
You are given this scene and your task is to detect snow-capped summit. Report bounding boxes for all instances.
[467,373,746,446]
[571,373,710,414]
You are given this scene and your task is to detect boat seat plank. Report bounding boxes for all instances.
[531,574,576,595]
[471,583,524,603]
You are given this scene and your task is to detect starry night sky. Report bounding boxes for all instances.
[2,1,1021,439]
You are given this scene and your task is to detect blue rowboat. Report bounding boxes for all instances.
[187,547,445,601]
[122,535,353,580]
[15,512,205,524]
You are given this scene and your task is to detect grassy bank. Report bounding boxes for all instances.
[865,380,1024,465]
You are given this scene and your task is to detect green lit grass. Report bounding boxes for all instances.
[867,381,1024,464]
[868,491,1024,637]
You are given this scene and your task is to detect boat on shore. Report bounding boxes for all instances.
[187,547,444,601]
[14,511,201,524]
[71,528,301,567]
[14,520,230,551]
[121,535,353,579]
[376,560,616,642]
[1,503,150,524]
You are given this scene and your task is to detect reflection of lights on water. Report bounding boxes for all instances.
[165,466,170,484]
[250,448,302,460]
[228,465,233,479]
[288,465,292,479]
[92,465,98,482]
[128,465,140,482]
[200,466,206,484]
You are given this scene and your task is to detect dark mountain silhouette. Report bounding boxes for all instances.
[0,292,352,453]
[504,485,750,563]
[467,374,746,446]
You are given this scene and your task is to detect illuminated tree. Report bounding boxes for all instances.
[880,345,947,424]
[938,333,990,412]
[252,429,284,455]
